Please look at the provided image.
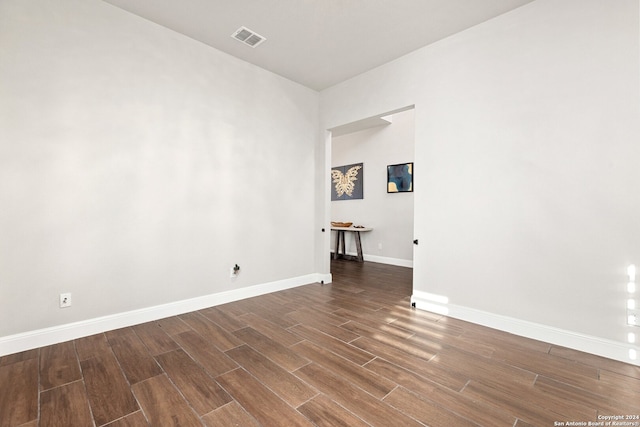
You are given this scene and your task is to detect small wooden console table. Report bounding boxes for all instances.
[331,226,373,262]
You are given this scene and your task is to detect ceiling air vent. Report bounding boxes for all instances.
[231,26,266,48]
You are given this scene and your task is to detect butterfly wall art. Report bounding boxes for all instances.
[331,163,363,201]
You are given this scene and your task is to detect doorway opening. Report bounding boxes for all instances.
[328,106,416,275]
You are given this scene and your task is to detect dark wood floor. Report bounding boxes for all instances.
[2,260,640,426]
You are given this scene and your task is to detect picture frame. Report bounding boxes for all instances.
[387,162,413,193]
[331,163,364,200]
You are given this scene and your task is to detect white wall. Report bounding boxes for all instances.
[331,109,414,266]
[0,0,319,344]
[2,0,639,365]
[321,0,640,364]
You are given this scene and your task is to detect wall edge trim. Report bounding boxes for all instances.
[330,251,413,268]
[411,290,640,367]
[0,273,323,357]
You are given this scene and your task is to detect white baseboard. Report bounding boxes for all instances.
[364,254,413,268]
[318,273,332,284]
[331,251,413,268]
[411,290,640,367]
[0,273,324,357]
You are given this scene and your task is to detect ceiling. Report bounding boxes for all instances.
[103,0,535,91]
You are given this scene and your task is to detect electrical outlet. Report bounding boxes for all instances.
[59,293,72,308]
[230,264,240,278]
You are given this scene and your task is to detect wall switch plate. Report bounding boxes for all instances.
[59,293,72,308]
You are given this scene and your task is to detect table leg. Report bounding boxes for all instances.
[355,231,364,262]
[333,230,340,259]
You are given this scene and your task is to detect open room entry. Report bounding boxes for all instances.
[327,106,416,275]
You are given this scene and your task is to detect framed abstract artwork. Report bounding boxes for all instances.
[387,162,413,193]
[331,163,363,200]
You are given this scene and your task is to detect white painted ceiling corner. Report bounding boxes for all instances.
[102,0,535,91]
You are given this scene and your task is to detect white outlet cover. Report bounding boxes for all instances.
[60,293,72,308]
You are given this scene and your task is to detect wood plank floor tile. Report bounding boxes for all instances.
[0,348,38,367]
[215,299,253,317]
[216,368,314,427]
[534,375,640,415]
[199,306,248,332]
[80,353,139,426]
[597,368,640,397]
[278,286,334,307]
[103,410,149,427]
[286,306,350,327]
[292,340,395,399]
[332,307,415,339]
[40,341,82,391]
[155,349,232,415]
[292,318,363,345]
[327,293,384,312]
[430,346,537,389]
[296,395,370,427]
[389,315,497,358]
[455,320,552,354]
[475,374,596,422]
[106,328,163,385]
[514,420,537,427]
[379,304,446,327]
[132,374,201,427]
[0,358,39,426]
[201,401,260,427]
[550,345,640,379]
[153,316,192,337]
[384,386,480,427]
[40,381,93,427]
[341,320,437,359]
[286,311,360,343]
[453,325,548,358]
[75,333,111,361]
[383,309,462,339]
[172,330,238,377]
[432,333,496,358]
[238,312,303,347]
[324,297,382,315]
[233,327,309,371]
[351,336,468,391]
[461,380,578,426]
[132,321,180,356]
[260,291,296,307]
[247,303,299,329]
[225,344,317,407]
[179,312,244,351]
[490,343,600,389]
[288,281,338,296]
[363,357,516,427]
[295,362,424,427]
[288,324,375,366]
